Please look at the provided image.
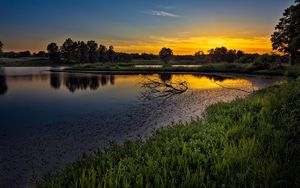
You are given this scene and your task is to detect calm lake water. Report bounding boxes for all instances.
[0,67,285,188]
[134,64,202,68]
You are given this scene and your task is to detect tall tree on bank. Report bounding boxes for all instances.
[107,45,115,63]
[61,38,75,63]
[79,41,89,63]
[271,0,300,65]
[87,41,98,63]
[47,43,60,63]
[98,45,107,62]
[159,48,173,64]
[0,41,3,57]
[71,41,80,62]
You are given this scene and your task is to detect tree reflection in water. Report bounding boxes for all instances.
[63,74,115,93]
[192,74,226,82]
[90,76,100,90]
[109,75,115,85]
[0,68,8,95]
[100,75,108,86]
[50,73,116,92]
[50,73,61,89]
[140,73,188,102]
[158,73,172,82]
[140,73,249,102]
[193,74,253,93]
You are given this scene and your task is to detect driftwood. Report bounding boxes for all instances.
[140,76,189,102]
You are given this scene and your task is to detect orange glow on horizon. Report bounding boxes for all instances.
[114,35,273,55]
[4,35,274,55]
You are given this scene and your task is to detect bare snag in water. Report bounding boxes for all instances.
[140,75,189,102]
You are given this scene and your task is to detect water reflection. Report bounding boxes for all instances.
[140,75,188,102]
[0,67,283,96]
[50,73,61,89]
[64,74,115,92]
[110,75,115,85]
[193,74,226,82]
[158,73,172,82]
[0,68,285,188]
[0,68,8,95]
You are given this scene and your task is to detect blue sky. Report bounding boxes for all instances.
[0,0,295,54]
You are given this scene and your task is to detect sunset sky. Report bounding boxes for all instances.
[0,0,294,54]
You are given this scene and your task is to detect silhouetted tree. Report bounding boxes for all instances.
[236,50,245,59]
[235,54,258,64]
[47,43,60,63]
[140,53,158,60]
[71,41,80,62]
[195,51,204,57]
[226,49,237,63]
[87,41,98,63]
[0,41,3,57]
[194,51,204,63]
[98,45,107,62]
[159,47,173,64]
[116,53,132,63]
[61,38,75,63]
[18,51,31,57]
[34,51,47,57]
[107,45,115,63]
[209,47,228,62]
[79,41,89,63]
[291,35,300,62]
[271,0,300,65]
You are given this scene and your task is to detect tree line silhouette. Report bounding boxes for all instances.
[46,38,154,64]
[0,38,290,66]
[2,0,300,67]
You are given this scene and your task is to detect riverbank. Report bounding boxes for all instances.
[36,78,300,187]
[0,57,51,67]
[2,58,300,78]
[61,63,300,78]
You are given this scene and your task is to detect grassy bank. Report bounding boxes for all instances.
[1,58,300,78]
[36,78,300,188]
[0,57,55,67]
[65,63,300,78]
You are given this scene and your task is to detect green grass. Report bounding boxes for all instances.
[2,57,300,78]
[65,63,300,78]
[0,57,52,67]
[36,78,300,188]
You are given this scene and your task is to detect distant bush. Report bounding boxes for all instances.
[249,54,288,70]
[234,54,258,64]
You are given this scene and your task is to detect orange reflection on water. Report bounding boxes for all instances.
[162,75,251,90]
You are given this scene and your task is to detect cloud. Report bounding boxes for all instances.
[144,10,179,18]
[156,5,176,10]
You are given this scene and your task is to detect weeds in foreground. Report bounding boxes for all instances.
[37,79,300,188]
